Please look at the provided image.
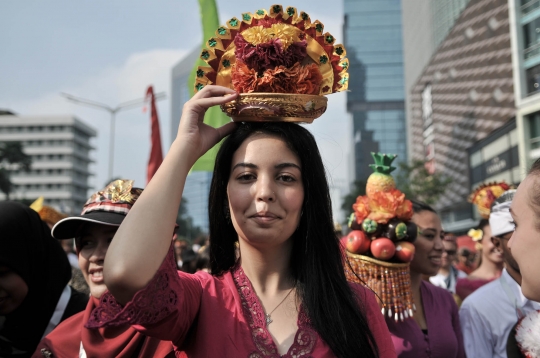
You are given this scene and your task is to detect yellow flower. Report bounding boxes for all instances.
[468,228,483,242]
[241,24,301,49]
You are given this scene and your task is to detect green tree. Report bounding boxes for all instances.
[0,142,32,200]
[395,159,452,206]
[341,180,366,221]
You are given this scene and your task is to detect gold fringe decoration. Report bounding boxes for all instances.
[345,252,414,322]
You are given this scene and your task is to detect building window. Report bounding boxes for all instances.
[526,64,540,95]
[522,0,540,16]
[530,111,540,149]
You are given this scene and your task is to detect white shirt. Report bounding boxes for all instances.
[430,266,467,293]
[459,269,540,358]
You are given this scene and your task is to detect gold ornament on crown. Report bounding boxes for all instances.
[100,179,138,204]
[194,5,349,123]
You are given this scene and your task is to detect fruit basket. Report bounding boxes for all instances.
[342,152,416,321]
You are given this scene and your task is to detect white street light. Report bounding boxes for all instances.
[61,92,166,181]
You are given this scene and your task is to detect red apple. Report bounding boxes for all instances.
[370,238,396,260]
[346,230,371,254]
[395,241,415,263]
[340,236,348,250]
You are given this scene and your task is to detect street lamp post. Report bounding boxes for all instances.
[61,92,165,181]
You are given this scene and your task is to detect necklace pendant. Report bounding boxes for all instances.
[265,314,273,325]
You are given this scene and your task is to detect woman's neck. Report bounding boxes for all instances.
[472,257,503,280]
[239,239,294,295]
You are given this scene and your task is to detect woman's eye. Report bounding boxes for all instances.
[238,173,255,181]
[278,174,295,182]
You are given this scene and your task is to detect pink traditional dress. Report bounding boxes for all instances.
[86,247,396,357]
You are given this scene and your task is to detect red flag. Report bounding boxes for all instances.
[146,86,163,184]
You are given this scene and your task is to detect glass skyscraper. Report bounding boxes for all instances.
[344,0,407,181]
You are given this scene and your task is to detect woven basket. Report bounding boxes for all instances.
[345,252,415,321]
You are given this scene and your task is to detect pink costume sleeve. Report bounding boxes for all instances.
[352,284,398,358]
[85,245,203,344]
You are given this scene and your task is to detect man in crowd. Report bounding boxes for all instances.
[459,189,540,357]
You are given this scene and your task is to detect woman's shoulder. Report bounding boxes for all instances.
[348,282,378,308]
[421,280,455,303]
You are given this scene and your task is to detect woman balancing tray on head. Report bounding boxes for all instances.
[343,154,465,358]
[85,5,396,358]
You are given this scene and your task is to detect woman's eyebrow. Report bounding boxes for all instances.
[232,162,257,171]
[275,162,301,170]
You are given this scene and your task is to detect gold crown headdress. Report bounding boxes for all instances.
[468,181,511,219]
[194,5,349,123]
[344,153,416,322]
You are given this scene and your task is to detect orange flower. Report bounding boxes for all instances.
[231,61,322,94]
[352,195,370,223]
[396,198,413,221]
[367,191,398,224]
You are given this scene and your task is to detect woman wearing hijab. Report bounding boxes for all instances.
[0,201,87,357]
[33,180,175,358]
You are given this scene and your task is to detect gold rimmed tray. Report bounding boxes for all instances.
[220,93,328,123]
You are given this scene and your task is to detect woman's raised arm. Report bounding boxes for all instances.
[104,86,237,304]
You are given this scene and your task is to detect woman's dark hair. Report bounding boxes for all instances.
[476,218,489,231]
[410,199,436,214]
[208,122,378,358]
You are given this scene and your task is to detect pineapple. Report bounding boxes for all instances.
[366,153,397,198]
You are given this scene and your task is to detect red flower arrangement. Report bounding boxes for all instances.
[232,62,322,94]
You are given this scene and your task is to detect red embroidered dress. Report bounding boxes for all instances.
[87,248,396,357]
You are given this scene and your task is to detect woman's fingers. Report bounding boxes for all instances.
[193,92,238,110]
[192,85,237,100]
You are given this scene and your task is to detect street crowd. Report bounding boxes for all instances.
[0,85,539,358]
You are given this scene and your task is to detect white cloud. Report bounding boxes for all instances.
[2,49,187,191]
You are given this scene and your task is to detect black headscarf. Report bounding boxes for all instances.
[0,201,71,357]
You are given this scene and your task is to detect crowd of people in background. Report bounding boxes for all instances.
[1,85,539,358]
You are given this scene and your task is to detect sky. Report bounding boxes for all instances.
[0,1,352,216]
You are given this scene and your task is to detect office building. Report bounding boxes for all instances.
[0,113,96,213]
[468,120,520,224]
[508,0,540,174]
[344,0,407,182]
[409,0,515,231]
[402,0,471,161]
[171,48,212,233]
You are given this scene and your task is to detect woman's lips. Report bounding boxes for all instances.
[250,215,279,224]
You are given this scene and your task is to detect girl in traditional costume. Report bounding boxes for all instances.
[455,182,509,300]
[344,154,465,357]
[33,180,175,358]
[88,6,395,358]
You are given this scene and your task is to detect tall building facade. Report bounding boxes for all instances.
[402,0,471,162]
[171,48,211,233]
[344,0,407,182]
[171,48,200,145]
[0,113,96,213]
[409,0,515,231]
[508,0,540,174]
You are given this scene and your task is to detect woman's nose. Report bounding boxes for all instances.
[89,242,108,262]
[256,176,275,202]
